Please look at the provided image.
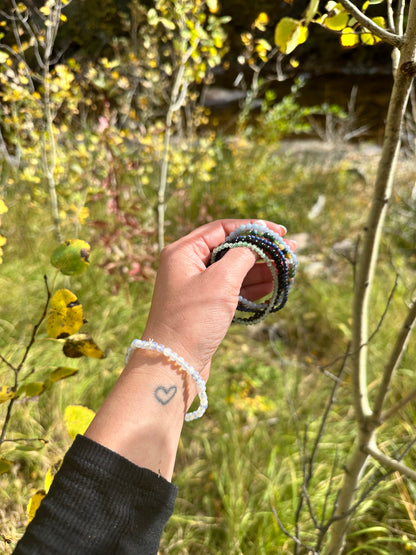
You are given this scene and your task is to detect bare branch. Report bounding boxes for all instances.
[16,275,51,374]
[373,297,416,419]
[271,507,319,554]
[365,443,416,481]
[381,386,416,422]
[337,0,404,48]
[0,353,17,373]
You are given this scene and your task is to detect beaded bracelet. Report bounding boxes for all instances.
[210,223,297,325]
[125,339,208,422]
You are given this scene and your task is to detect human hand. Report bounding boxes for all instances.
[143,219,297,383]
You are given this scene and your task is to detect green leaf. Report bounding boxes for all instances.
[0,385,15,404]
[46,289,85,339]
[17,382,45,398]
[274,18,308,55]
[304,0,319,23]
[63,333,105,359]
[0,457,13,474]
[207,0,220,14]
[159,17,175,30]
[45,366,78,387]
[64,405,95,440]
[15,439,46,451]
[51,239,90,276]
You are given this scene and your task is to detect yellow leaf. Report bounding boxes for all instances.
[0,385,15,404]
[50,239,90,276]
[0,235,6,247]
[64,405,95,440]
[44,460,62,493]
[0,199,8,214]
[325,10,348,31]
[78,207,89,225]
[45,366,78,386]
[27,490,46,522]
[341,27,360,47]
[207,0,220,14]
[46,289,84,339]
[361,31,376,45]
[254,12,269,31]
[63,333,106,359]
[274,18,308,55]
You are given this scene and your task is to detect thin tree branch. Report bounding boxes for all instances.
[373,297,416,419]
[271,507,319,554]
[337,0,404,48]
[365,442,416,481]
[16,275,51,374]
[382,386,416,422]
[0,353,17,373]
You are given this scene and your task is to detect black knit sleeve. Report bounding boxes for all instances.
[13,435,177,554]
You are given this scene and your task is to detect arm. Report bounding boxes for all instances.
[84,218,290,480]
[14,219,293,554]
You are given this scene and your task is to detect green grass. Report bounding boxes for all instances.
[1,139,416,554]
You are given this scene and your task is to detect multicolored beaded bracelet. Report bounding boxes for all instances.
[210,223,297,325]
[125,339,208,422]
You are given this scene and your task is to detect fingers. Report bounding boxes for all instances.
[173,219,288,266]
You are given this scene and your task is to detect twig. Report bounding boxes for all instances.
[365,442,416,481]
[374,297,416,420]
[17,276,51,374]
[382,387,416,422]
[0,353,17,373]
[271,507,318,554]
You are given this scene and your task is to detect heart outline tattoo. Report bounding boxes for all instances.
[154,385,177,405]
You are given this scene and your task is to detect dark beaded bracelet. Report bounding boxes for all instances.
[210,223,297,325]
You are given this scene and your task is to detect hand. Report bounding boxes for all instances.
[143,219,296,382]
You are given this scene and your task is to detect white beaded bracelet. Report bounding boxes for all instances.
[125,339,208,422]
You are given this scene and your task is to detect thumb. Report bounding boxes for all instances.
[209,245,258,292]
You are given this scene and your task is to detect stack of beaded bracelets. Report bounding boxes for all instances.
[210,222,297,325]
[125,339,208,422]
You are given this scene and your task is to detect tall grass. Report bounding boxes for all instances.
[1,137,416,553]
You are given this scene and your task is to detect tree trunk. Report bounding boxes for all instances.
[324,1,416,553]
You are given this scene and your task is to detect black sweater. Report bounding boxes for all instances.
[13,435,178,554]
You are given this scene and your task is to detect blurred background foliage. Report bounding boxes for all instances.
[0,0,416,553]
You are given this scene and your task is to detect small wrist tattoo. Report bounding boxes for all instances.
[154,385,177,405]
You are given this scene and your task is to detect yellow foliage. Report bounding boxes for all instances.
[64,405,96,440]
[0,385,15,404]
[0,199,8,215]
[341,27,360,48]
[274,17,308,55]
[27,491,46,522]
[46,289,84,339]
[63,333,106,359]
[254,12,269,32]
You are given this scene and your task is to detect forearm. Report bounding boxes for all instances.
[85,348,197,481]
